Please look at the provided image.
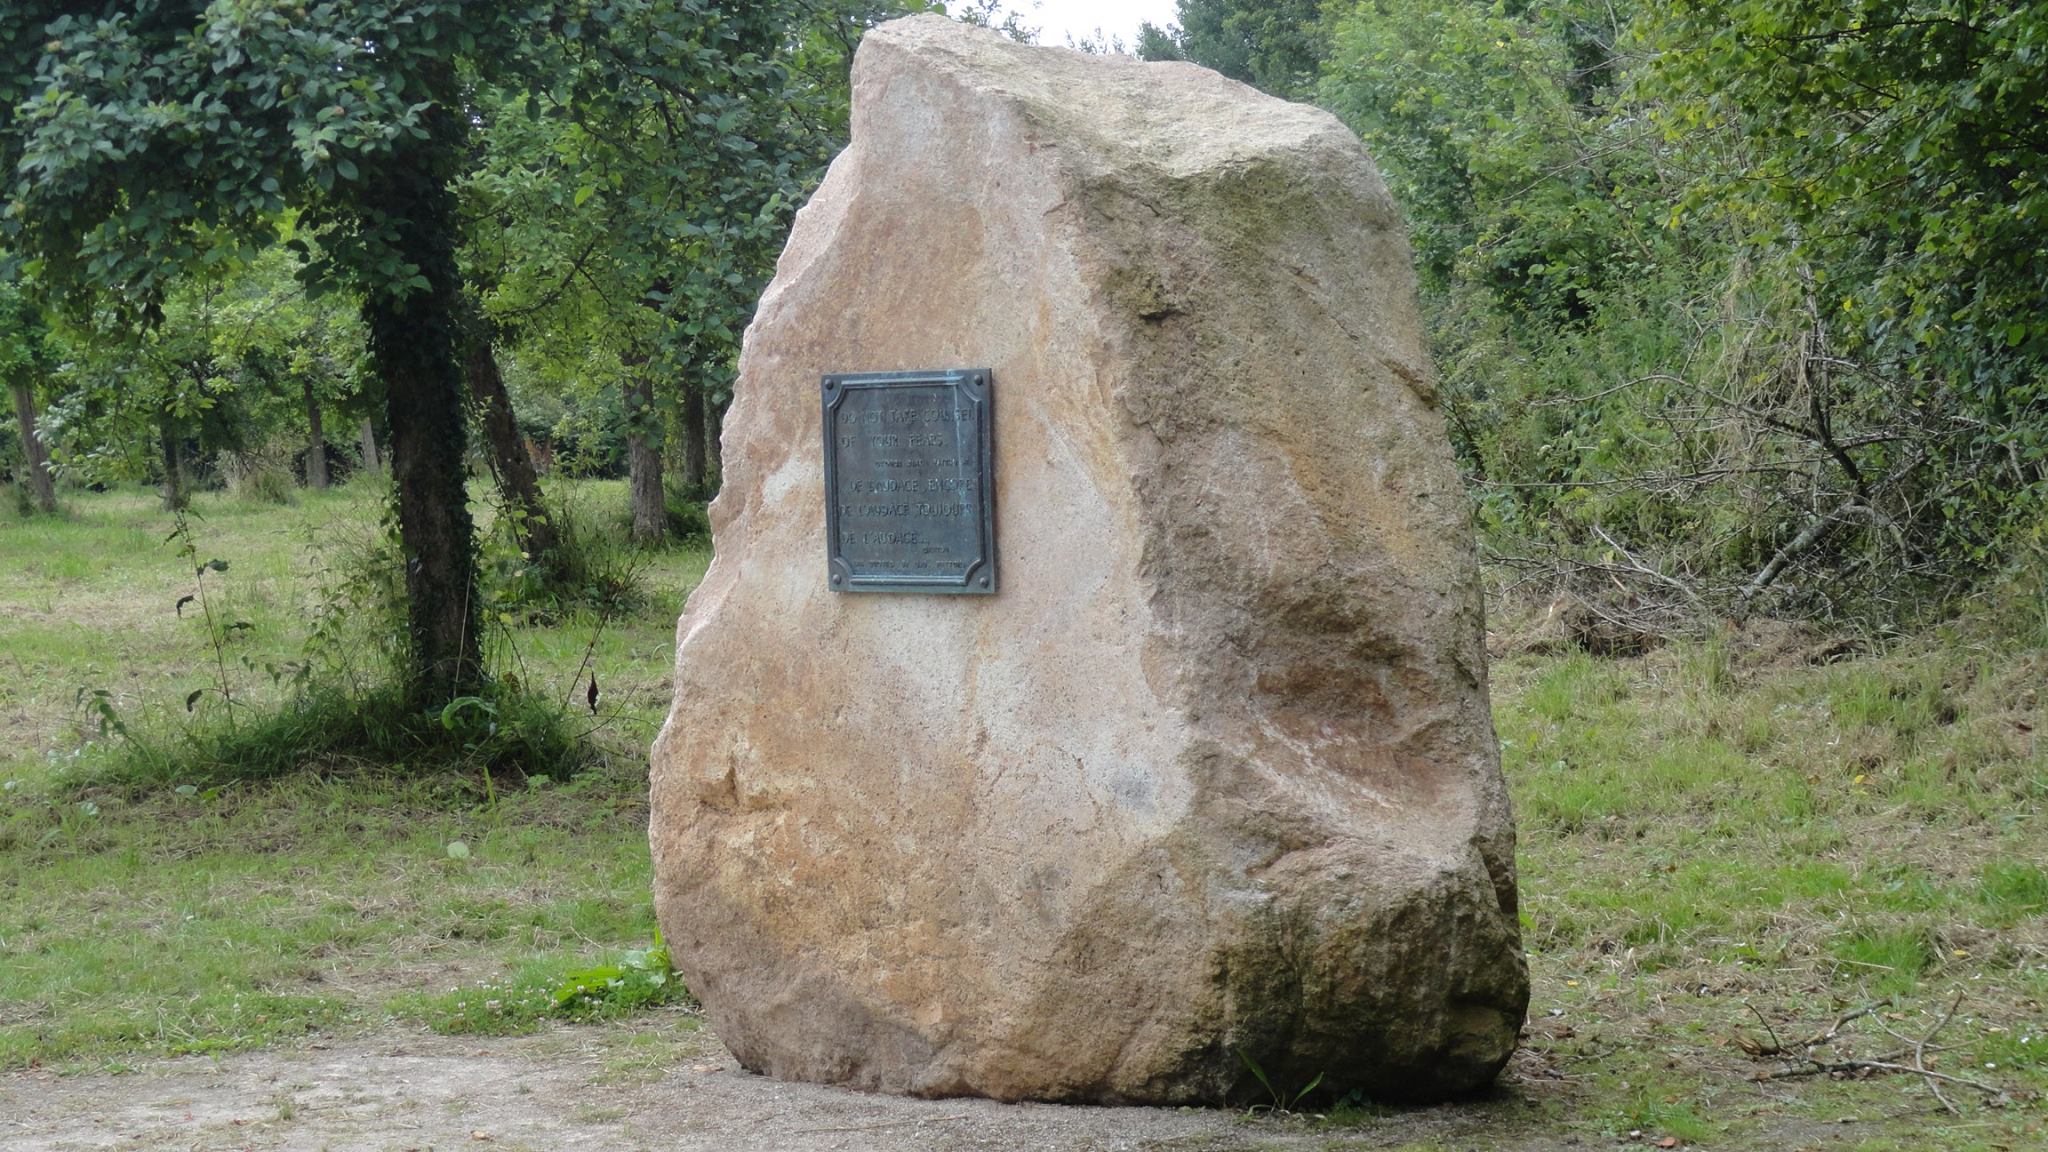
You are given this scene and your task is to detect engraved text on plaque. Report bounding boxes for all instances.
[821,369,996,593]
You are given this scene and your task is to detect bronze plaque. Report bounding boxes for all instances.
[821,369,996,594]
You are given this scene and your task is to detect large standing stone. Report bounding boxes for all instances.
[650,15,1527,1105]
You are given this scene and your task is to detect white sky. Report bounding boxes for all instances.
[999,1,1182,51]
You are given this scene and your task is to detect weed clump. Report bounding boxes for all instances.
[396,935,692,1037]
[487,491,647,621]
[218,447,299,506]
[57,497,620,793]
[79,680,595,793]
[662,487,710,545]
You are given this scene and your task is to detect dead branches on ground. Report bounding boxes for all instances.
[1735,994,2007,1114]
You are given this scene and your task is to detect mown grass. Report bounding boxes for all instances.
[0,772,667,1067]
[3,485,2044,1150]
[0,479,705,779]
[2,480,704,1070]
[1489,625,2048,1149]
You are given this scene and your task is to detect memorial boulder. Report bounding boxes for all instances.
[650,15,1527,1104]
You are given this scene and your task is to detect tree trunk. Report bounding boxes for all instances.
[158,413,187,512]
[352,416,376,471]
[463,322,561,569]
[623,369,665,545]
[682,377,708,497]
[354,416,378,471]
[359,91,482,707]
[709,394,727,488]
[303,379,329,490]
[10,380,57,514]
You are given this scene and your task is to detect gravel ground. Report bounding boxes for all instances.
[4,1022,1881,1151]
[0,1026,1338,1152]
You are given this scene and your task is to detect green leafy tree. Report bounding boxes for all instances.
[51,277,227,510]
[1139,0,1332,99]
[1314,0,2048,624]
[1,2,575,704]
[1320,0,1614,305]
[21,232,369,518]
[465,0,918,537]
[1646,0,2048,570]
[950,0,1035,43]
[1,263,60,514]
[208,238,371,492]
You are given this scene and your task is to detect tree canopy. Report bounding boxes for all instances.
[0,1,928,703]
[5,0,2043,665]
[1300,0,2048,625]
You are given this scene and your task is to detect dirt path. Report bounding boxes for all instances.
[0,1024,1565,1152]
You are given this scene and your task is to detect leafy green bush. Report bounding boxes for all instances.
[662,487,710,545]
[1316,0,2048,631]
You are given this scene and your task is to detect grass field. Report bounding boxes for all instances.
[2,483,2044,1149]
[1,480,706,1069]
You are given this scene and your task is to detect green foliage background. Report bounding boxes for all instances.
[4,1,2044,635]
[1150,0,2048,627]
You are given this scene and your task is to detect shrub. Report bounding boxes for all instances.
[217,446,297,505]
[486,491,647,621]
[662,487,710,544]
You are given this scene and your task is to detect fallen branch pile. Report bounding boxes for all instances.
[1735,994,2007,1114]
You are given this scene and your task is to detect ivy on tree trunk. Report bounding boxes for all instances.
[359,96,483,707]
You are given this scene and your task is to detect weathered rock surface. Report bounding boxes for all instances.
[650,14,1527,1105]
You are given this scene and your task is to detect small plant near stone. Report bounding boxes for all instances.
[1313,1090,1402,1129]
[396,935,690,1037]
[1234,1048,1326,1115]
[548,932,683,1017]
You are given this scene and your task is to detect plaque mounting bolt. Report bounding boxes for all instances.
[978,576,990,588]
